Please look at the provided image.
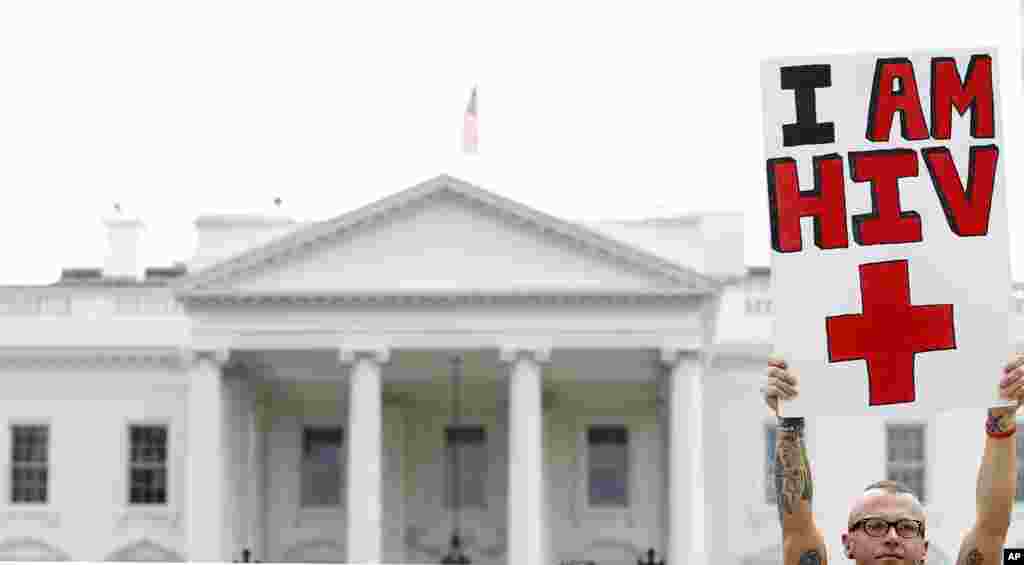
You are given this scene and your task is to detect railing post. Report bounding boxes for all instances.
[637,547,665,565]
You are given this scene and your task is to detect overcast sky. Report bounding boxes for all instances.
[0,1,1020,284]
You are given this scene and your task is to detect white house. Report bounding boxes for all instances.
[0,173,1021,564]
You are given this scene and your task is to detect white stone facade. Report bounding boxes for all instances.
[0,174,1019,564]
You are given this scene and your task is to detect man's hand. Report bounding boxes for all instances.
[999,353,1024,407]
[762,357,799,416]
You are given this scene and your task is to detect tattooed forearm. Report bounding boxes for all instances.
[775,417,813,523]
[798,549,823,565]
[976,405,1016,533]
[956,547,983,565]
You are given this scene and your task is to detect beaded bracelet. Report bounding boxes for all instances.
[987,426,1016,439]
[777,417,805,433]
[985,410,1016,439]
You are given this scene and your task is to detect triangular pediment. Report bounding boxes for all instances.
[177,175,718,297]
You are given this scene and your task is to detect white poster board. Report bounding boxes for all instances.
[760,48,1012,417]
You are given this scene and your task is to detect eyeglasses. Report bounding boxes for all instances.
[850,518,924,539]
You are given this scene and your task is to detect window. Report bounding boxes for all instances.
[765,422,777,504]
[886,423,926,503]
[11,425,49,504]
[587,425,629,507]
[301,426,343,507]
[444,426,487,509]
[129,425,168,504]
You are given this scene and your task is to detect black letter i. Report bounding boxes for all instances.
[780,64,836,147]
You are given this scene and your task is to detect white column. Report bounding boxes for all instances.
[340,347,388,564]
[500,346,548,565]
[662,348,706,565]
[656,372,670,556]
[248,380,266,561]
[186,349,230,562]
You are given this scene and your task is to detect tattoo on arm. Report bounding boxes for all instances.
[774,422,813,522]
[956,546,984,565]
[798,549,822,565]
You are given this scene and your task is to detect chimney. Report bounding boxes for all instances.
[584,211,746,281]
[189,214,298,272]
[697,212,746,280]
[103,216,144,279]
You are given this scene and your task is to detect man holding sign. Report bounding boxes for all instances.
[761,356,1020,565]
[759,48,1016,564]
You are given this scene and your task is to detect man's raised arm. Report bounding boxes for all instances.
[763,359,828,565]
[950,358,1024,565]
[955,355,1023,565]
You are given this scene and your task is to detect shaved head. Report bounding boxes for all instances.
[848,480,926,527]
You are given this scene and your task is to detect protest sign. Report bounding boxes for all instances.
[760,48,1012,416]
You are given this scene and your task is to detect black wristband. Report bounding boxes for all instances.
[777,417,805,432]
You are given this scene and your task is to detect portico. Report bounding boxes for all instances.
[182,343,711,564]
[174,175,722,564]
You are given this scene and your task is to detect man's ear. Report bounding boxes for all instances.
[841,532,853,558]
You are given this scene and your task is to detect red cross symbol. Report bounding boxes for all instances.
[825,260,956,406]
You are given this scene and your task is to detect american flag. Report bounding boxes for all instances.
[462,87,478,154]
